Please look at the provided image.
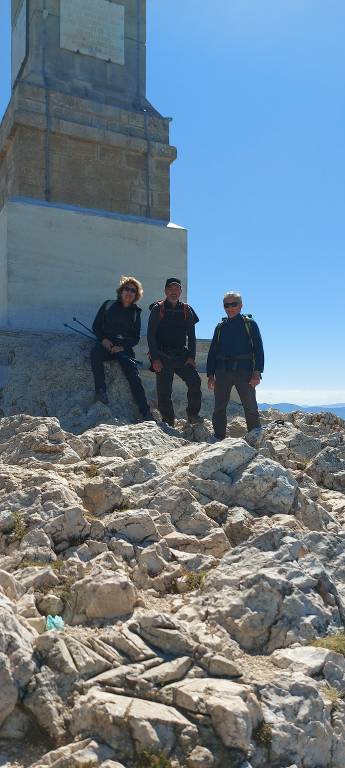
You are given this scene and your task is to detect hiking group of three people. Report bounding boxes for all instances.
[90,275,264,440]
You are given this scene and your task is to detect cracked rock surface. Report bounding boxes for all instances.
[0,409,344,767]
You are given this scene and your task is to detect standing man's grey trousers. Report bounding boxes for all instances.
[212,369,261,438]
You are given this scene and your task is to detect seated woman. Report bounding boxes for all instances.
[91,275,152,420]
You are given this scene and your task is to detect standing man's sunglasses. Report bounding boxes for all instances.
[123,286,137,294]
[224,301,240,308]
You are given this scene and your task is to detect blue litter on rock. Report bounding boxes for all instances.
[46,615,65,631]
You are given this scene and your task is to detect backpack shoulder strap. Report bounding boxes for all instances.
[157,300,165,320]
[105,300,116,312]
[242,315,256,369]
[181,302,189,321]
[215,319,226,345]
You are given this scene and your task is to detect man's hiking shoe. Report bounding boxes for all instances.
[95,389,109,405]
[187,414,204,425]
[161,419,175,428]
[142,410,154,422]
[245,427,264,448]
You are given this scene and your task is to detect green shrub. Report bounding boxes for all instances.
[9,511,27,542]
[313,632,345,656]
[135,751,173,768]
[253,721,272,746]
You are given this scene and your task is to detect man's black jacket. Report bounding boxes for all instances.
[92,299,141,352]
[207,314,264,376]
[147,300,199,360]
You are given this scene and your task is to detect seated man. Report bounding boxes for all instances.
[207,291,264,439]
[147,277,202,426]
[91,276,151,420]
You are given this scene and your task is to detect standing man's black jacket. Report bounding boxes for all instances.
[207,314,264,376]
[92,299,141,353]
[147,300,199,360]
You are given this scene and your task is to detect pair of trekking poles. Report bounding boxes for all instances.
[64,318,143,368]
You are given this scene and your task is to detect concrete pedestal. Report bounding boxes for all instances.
[0,197,187,332]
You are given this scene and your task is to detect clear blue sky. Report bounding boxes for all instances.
[1,0,344,404]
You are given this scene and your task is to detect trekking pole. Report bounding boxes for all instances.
[68,322,143,367]
[63,324,95,341]
[72,317,95,335]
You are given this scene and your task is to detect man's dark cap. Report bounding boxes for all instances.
[165,278,182,288]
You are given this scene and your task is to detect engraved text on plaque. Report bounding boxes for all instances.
[60,0,125,65]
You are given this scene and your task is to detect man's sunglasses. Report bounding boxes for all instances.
[224,301,239,308]
[123,286,136,294]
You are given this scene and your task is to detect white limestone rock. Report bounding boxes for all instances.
[306,445,345,491]
[189,438,256,480]
[27,739,118,767]
[257,673,334,768]
[66,571,137,624]
[0,653,17,727]
[181,530,345,653]
[82,477,124,515]
[71,688,198,761]
[165,678,261,752]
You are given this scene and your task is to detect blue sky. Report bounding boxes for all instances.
[1,0,345,404]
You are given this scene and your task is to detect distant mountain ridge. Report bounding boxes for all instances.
[259,402,345,420]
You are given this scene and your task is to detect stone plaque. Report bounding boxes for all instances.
[60,0,125,65]
[12,0,27,85]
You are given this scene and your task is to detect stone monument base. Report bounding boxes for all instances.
[0,332,242,433]
[0,197,187,331]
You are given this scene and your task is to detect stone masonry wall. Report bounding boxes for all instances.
[0,83,175,220]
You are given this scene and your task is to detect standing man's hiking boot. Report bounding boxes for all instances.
[187,414,204,424]
[95,388,109,405]
[245,427,264,448]
[142,410,154,422]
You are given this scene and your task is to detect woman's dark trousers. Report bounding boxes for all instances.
[91,344,149,415]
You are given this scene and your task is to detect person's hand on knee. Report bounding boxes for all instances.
[111,345,124,354]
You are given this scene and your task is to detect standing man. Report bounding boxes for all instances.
[91,275,152,420]
[207,291,264,440]
[147,278,202,426]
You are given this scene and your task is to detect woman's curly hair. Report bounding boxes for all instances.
[117,275,144,303]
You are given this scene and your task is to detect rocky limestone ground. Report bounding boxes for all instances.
[0,406,345,768]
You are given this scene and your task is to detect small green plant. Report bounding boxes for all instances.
[320,684,343,708]
[253,721,273,746]
[168,569,207,594]
[313,632,345,657]
[58,576,75,606]
[9,511,27,542]
[135,751,173,768]
[19,559,64,571]
[184,570,207,591]
[84,463,100,478]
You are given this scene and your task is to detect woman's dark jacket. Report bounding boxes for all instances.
[92,299,141,353]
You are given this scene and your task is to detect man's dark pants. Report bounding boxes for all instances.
[91,344,149,415]
[156,353,201,425]
[212,369,261,438]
